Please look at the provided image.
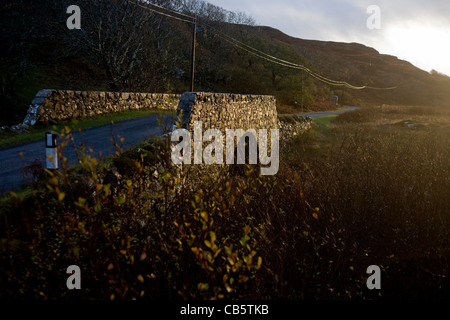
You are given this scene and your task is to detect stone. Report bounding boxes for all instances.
[11,125,29,134]
[17,90,182,126]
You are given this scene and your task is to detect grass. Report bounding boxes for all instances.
[0,104,449,300]
[281,114,338,163]
[311,114,337,134]
[281,105,450,298]
[0,109,175,149]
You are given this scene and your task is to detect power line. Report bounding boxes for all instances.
[211,27,309,70]
[206,25,396,90]
[140,0,195,19]
[208,26,352,87]
[129,0,194,24]
[130,0,197,91]
[209,28,368,89]
[364,85,398,90]
[130,2,397,91]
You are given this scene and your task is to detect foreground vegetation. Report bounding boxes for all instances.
[0,105,449,299]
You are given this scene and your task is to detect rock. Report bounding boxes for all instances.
[22,104,43,126]
[11,125,29,134]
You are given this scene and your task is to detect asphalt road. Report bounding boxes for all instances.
[0,106,359,194]
[0,112,176,194]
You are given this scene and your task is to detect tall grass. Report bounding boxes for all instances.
[0,105,449,299]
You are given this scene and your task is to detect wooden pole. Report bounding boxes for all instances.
[190,14,197,92]
[300,68,304,112]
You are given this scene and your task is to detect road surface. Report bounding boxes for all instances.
[0,112,176,194]
[0,106,359,194]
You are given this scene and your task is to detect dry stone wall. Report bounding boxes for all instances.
[22,89,180,126]
[279,115,313,146]
[176,92,280,133]
[9,90,312,144]
[173,92,312,176]
[176,92,312,143]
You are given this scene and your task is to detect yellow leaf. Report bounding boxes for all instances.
[257,256,262,269]
[137,274,144,283]
[200,211,208,222]
[58,192,66,202]
[312,212,318,220]
[191,247,200,256]
[209,231,216,243]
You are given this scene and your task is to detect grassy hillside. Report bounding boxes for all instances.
[254,25,450,107]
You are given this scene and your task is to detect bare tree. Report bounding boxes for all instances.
[62,0,185,91]
[65,0,150,90]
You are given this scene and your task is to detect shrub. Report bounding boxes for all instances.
[1,106,449,299]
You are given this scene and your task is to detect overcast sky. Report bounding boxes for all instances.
[207,0,450,76]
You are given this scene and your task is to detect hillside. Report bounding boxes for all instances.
[252,25,450,107]
[1,0,449,126]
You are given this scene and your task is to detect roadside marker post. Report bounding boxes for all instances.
[45,131,58,170]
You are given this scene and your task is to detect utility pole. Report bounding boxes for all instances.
[190,14,197,92]
[300,68,304,112]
